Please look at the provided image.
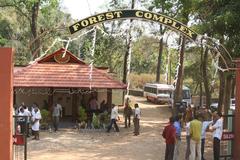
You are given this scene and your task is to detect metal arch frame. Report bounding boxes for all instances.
[68,9,240,159]
[68,9,234,70]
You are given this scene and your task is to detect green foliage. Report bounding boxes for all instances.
[92,113,100,129]
[78,106,87,122]
[129,73,156,89]
[40,109,50,124]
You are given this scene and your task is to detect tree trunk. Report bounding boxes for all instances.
[217,59,225,113]
[231,75,236,98]
[223,74,232,128]
[202,47,211,109]
[173,36,185,116]
[30,1,40,59]
[156,25,164,83]
[122,0,135,84]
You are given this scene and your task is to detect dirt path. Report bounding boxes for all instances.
[28,96,212,160]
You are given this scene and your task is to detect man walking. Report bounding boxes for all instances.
[133,103,141,136]
[162,117,176,160]
[210,112,223,160]
[107,104,120,133]
[52,102,62,132]
[201,118,212,160]
[124,98,133,128]
[173,115,181,160]
[189,114,202,160]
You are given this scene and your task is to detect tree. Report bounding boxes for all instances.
[0,0,69,61]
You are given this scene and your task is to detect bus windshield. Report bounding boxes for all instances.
[182,90,190,99]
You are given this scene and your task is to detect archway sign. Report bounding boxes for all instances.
[69,9,198,41]
[69,9,240,159]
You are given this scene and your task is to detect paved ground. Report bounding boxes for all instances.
[27,96,213,160]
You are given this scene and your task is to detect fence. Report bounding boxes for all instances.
[220,111,234,160]
[13,115,28,160]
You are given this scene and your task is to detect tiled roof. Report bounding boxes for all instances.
[14,48,126,89]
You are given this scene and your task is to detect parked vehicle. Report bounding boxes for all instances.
[210,98,235,112]
[143,83,192,107]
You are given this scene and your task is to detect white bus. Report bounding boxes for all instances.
[143,83,191,106]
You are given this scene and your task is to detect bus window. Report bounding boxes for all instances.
[182,90,190,99]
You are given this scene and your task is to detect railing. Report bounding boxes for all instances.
[220,113,234,160]
[13,115,28,160]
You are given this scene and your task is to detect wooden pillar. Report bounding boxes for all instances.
[0,48,13,160]
[48,87,53,110]
[72,89,78,121]
[234,60,240,159]
[107,89,112,110]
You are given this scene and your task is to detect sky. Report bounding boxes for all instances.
[61,0,111,20]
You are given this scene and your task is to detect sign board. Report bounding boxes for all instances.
[222,132,234,141]
[69,9,198,41]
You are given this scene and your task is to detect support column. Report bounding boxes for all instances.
[234,60,240,160]
[107,89,112,110]
[0,48,13,160]
[72,89,78,121]
[48,87,53,110]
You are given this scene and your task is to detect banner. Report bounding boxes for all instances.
[69,9,198,41]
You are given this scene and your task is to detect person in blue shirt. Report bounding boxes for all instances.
[173,115,182,160]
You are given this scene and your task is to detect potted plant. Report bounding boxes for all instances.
[78,106,87,128]
[40,109,50,130]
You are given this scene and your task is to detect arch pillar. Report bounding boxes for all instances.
[233,59,240,159]
[0,48,13,160]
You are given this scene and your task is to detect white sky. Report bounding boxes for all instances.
[61,0,111,20]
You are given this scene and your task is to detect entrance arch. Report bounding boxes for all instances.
[69,9,198,40]
[69,9,233,69]
[69,9,239,159]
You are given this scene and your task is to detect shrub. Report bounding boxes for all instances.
[92,113,100,129]
[41,109,50,124]
[78,106,87,122]
[40,109,50,129]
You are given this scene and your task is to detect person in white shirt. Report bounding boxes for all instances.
[106,104,120,133]
[185,117,193,160]
[210,112,223,160]
[201,119,213,160]
[23,106,31,137]
[133,103,141,136]
[32,107,42,140]
[18,107,26,134]
[52,103,62,132]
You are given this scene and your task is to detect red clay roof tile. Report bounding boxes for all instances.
[14,48,126,89]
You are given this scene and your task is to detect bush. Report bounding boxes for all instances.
[78,106,87,122]
[40,109,50,130]
[92,113,100,129]
[41,109,50,123]
[129,73,166,89]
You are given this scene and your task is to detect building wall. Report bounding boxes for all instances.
[97,89,107,104]
[53,93,72,116]
[15,88,124,116]
[112,89,124,106]
[15,90,48,109]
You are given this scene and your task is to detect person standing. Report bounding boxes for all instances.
[107,104,120,133]
[162,117,176,160]
[189,114,202,160]
[31,107,41,140]
[185,117,193,160]
[124,98,133,128]
[23,106,31,137]
[173,115,181,160]
[201,119,212,160]
[133,103,141,136]
[52,102,62,132]
[210,112,223,160]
